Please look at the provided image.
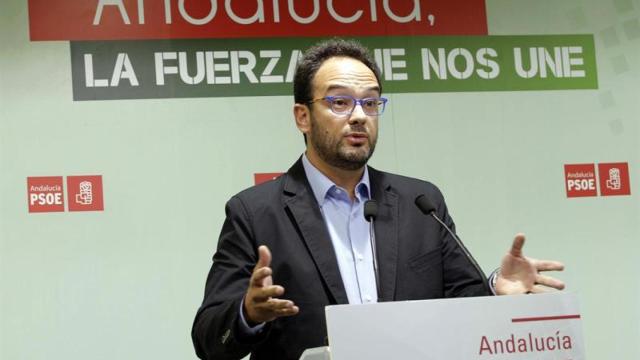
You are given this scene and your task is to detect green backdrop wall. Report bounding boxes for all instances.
[1,0,638,359]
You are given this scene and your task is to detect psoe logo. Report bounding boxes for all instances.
[254,172,283,185]
[76,181,94,205]
[27,176,65,213]
[564,162,632,198]
[606,168,621,190]
[564,164,597,198]
[67,175,104,212]
[598,162,631,196]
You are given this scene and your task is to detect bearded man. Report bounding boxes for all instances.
[192,38,565,360]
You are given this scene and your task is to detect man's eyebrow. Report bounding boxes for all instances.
[325,84,381,93]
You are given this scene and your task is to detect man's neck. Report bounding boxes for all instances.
[305,150,364,200]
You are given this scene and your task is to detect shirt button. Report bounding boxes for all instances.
[357,254,363,261]
[365,295,372,302]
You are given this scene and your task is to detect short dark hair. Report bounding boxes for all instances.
[293,38,382,105]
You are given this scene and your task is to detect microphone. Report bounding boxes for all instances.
[364,200,382,302]
[414,194,491,295]
[364,200,377,222]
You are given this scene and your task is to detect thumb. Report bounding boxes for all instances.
[256,245,272,269]
[510,233,526,258]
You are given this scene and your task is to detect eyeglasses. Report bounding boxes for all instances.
[307,95,388,116]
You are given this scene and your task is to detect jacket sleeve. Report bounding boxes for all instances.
[191,196,271,360]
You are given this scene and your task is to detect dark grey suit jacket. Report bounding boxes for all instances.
[192,158,489,360]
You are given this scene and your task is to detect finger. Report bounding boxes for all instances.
[252,298,296,314]
[256,245,272,269]
[275,305,300,317]
[530,284,553,294]
[535,274,565,290]
[509,233,526,257]
[252,285,285,302]
[265,298,296,310]
[250,267,273,287]
[534,260,565,272]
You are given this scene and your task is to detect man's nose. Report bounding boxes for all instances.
[348,102,368,124]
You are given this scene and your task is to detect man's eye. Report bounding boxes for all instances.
[363,99,377,107]
[332,99,349,106]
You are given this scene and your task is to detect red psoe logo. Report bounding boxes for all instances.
[254,173,283,185]
[27,176,65,213]
[564,164,597,198]
[598,163,631,196]
[67,175,104,212]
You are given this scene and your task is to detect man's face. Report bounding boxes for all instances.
[305,57,380,171]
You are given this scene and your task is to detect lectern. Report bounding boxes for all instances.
[300,292,584,360]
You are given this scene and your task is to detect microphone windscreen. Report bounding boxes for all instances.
[363,200,378,222]
[414,194,436,214]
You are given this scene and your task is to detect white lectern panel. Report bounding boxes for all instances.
[326,292,584,360]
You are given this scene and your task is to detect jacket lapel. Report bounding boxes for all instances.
[369,167,399,302]
[283,159,349,304]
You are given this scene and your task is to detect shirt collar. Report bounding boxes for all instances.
[301,153,371,204]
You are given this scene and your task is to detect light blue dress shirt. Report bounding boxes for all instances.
[301,154,378,304]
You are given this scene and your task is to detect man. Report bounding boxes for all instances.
[192,39,565,360]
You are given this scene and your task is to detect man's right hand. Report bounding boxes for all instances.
[243,245,299,325]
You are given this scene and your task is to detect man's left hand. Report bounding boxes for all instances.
[495,233,565,295]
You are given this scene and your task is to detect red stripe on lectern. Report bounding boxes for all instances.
[512,315,581,323]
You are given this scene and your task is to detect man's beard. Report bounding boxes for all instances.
[308,115,377,171]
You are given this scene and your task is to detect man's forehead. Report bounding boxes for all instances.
[313,57,379,93]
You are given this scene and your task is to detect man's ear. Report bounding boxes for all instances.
[293,103,311,135]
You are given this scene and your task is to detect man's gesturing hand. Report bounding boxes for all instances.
[243,245,299,325]
[496,234,566,295]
